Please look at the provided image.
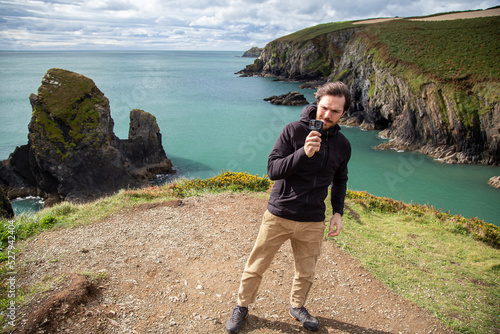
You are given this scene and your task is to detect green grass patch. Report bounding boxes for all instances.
[328,189,500,333]
[276,21,355,43]
[275,14,499,88]
[359,17,500,85]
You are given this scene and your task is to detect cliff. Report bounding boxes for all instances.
[239,22,362,80]
[239,13,500,165]
[242,47,264,57]
[0,68,174,206]
[332,30,499,164]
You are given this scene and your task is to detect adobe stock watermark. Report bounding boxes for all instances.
[224,104,427,193]
[112,64,165,114]
[225,107,294,172]
[384,153,426,191]
[4,220,17,328]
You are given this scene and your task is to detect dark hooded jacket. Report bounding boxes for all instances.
[267,104,351,222]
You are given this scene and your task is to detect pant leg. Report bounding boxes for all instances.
[289,221,325,308]
[237,210,292,307]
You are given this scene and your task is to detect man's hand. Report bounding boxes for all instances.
[328,212,343,237]
[304,131,322,157]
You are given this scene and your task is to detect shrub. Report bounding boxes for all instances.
[168,171,272,196]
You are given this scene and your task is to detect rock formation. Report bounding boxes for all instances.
[242,47,264,58]
[0,68,174,206]
[264,91,309,106]
[239,17,500,165]
[118,109,173,178]
[488,176,500,189]
[0,188,14,219]
[238,27,361,80]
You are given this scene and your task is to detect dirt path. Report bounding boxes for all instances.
[14,193,453,333]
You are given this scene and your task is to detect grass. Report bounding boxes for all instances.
[1,171,499,333]
[359,16,500,85]
[332,190,500,333]
[278,15,500,85]
[276,21,356,43]
[273,14,499,88]
[352,16,500,133]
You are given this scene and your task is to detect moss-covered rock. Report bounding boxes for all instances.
[29,69,114,163]
[0,68,174,205]
[242,47,263,57]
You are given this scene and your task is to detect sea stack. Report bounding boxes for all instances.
[0,68,174,206]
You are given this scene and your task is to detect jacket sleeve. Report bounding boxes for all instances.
[267,124,309,181]
[331,144,351,215]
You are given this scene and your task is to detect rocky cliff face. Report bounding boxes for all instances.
[0,68,174,206]
[238,27,362,80]
[331,37,499,165]
[0,188,14,219]
[242,47,264,57]
[240,25,499,165]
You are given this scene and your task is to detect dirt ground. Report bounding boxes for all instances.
[12,193,454,333]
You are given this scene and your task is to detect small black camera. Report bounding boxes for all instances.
[309,120,324,132]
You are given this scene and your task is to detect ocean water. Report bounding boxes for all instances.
[1,51,499,225]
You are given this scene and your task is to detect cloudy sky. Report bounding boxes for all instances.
[0,0,497,51]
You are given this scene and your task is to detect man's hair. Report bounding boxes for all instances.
[314,81,351,111]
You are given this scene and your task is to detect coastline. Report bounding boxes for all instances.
[1,50,499,226]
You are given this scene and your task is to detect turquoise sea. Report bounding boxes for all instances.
[1,51,499,226]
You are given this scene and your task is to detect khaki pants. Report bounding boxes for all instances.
[237,210,325,308]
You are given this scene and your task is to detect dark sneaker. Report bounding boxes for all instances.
[289,305,319,331]
[225,305,248,333]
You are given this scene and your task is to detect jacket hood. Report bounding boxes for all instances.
[299,104,341,135]
[300,104,317,123]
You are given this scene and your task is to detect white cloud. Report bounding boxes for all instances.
[0,0,497,50]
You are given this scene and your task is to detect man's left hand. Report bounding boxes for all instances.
[327,213,343,237]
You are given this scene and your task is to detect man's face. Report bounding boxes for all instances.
[316,95,346,130]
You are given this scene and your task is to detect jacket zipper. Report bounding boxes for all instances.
[305,133,329,207]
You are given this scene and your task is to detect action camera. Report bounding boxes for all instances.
[309,120,324,132]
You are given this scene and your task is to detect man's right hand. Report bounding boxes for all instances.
[304,131,322,157]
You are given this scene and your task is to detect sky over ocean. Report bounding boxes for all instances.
[0,0,498,51]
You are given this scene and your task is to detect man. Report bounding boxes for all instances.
[226,81,351,333]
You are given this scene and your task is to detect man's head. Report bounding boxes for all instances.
[314,82,351,130]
